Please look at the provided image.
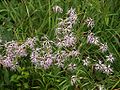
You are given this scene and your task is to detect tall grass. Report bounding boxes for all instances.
[0,0,120,90]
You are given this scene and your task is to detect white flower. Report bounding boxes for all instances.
[106,54,114,63]
[55,62,64,68]
[83,57,90,66]
[56,41,64,47]
[71,75,77,85]
[5,41,18,57]
[67,8,76,17]
[94,37,99,45]
[0,39,2,43]
[68,50,80,57]
[95,60,103,71]
[3,56,18,70]
[99,43,108,52]
[85,17,94,28]
[3,56,13,67]
[68,63,76,70]
[55,8,77,49]
[104,65,113,75]
[98,85,106,90]
[52,5,63,13]
[54,50,67,68]
[95,60,113,74]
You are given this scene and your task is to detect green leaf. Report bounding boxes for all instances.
[105,16,109,26]
[23,83,29,89]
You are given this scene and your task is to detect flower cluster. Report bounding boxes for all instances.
[0,7,116,89]
[0,8,79,70]
[56,8,77,47]
[84,17,115,74]
[30,36,54,69]
[29,35,78,69]
[87,32,108,52]
[54,50,68,68]
[94,60,113,75]
[1,37,37,70]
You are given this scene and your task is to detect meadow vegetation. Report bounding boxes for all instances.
[0,0,120,90]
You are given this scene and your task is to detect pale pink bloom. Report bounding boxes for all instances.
[5,41,18,57]
[3,56,13,67]
[87,33,95,44]
[30,50,39,64]
[63,34,76,47]
[15,44,27,57]
[87,33,99,45]
[45,54,53,66]
[67,8,77,25]
[25,37,36,49]
[3,56,18,70]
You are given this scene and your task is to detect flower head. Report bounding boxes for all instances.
[85,17,94,28]
[71,75,77,86]
[99,43,108,52]
[68,63,76,70]
[52,5,63,13]
[83,57,90,66]
[94,60,113,74]
[106,53,114,63]
[68,50,80,57]
[87,33,99,45]
[25,37,36,50]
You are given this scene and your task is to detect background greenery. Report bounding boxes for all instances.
[0,0,120,90]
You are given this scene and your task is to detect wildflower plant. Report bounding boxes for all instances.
[0,1,120,90]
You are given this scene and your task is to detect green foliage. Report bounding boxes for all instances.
[0,0,120,90]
